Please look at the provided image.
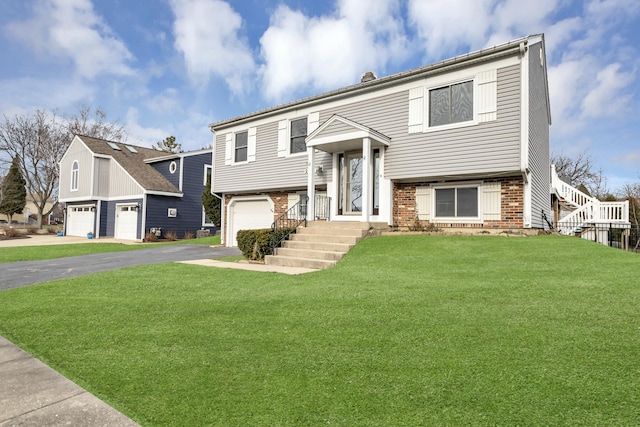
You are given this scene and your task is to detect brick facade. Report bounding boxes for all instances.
[393,176,525,229]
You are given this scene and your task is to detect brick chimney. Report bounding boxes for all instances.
[360,71,377,83]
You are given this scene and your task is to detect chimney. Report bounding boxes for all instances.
[360,71,377,83]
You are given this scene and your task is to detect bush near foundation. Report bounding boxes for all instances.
[237,227,296,261]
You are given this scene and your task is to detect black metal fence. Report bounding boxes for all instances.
[558,221,640,252]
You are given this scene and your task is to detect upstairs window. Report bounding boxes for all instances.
[290,118,307,154]
[429,80,473,127]
[235,131,248,162]
[71,161,79,191]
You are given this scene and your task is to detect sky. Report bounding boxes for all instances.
[0,0,639,191]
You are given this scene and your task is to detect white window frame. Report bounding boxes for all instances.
[431,181,482,223]
[278,112,319,158]
[425,77,477,133]
[71,161,79,191]
[234,130,248,163]
[289,117,308,155]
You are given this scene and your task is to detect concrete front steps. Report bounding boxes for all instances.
[265,221,378,270]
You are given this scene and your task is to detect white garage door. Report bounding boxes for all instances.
[66,206,95,237]
[229,199,273,246]
[115,205,138,240]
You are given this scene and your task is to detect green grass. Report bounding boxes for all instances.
[0,235,221,263]
[1,235,639,426]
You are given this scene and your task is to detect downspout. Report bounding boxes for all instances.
[520,40,532,228]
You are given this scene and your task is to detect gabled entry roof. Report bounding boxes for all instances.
[305,114,391,153]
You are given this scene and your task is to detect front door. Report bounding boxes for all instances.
[338,152,363,214]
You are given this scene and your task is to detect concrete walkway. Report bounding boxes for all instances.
[0,336,140,427]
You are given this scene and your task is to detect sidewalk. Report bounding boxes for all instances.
[0,336,140,427]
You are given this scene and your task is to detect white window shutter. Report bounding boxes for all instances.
[308,112,320,134]
[477,69,497,122]
[247,127,257,162]
[224,134,233,165]
[415,186,431,220]
[408,87,424,133]
[277,120,288,157]
[483,182,501,220]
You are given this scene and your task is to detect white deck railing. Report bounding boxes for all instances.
[551,165,629,234]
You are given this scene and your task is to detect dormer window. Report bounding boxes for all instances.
[71,161,79,191]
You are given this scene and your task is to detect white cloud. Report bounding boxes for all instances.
[259,0,409,102]
[0,77,94,115]
[581,63,635,118]
[169,0,255,95]
[5,0,134,79]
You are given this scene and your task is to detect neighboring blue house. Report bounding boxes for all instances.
[58,135,217,240]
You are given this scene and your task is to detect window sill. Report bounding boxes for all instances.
[423,119,478,133]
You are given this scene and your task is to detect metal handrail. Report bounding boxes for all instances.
[270,195,308,251]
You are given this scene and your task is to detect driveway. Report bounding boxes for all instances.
[1,244,241,290]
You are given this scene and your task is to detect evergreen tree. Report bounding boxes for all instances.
[202,177,221,227]
[153,135,183,153]
[0,157,27,223]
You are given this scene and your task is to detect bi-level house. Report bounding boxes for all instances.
[210,35,551,256]
[59,135,216,240]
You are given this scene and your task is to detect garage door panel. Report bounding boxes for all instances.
[115,205,138,240]
[67,206,95,237]
[230,199,273,246]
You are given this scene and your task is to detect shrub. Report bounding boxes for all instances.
[26,226,39,235]
[236,227,296,261]
[183,231,195,240]
[47,227,57,234]
[165,230,178,241]
[145,232,158,242]
[4,228,20,238]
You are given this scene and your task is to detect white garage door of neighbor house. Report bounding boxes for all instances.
[230,199,273,246]
[115,205,138,240]
[66,206,95,237]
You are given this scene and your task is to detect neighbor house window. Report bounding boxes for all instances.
[429,80,473,127]
[290,118,307,154]
[235,131,248,162]
[435,186,478,218]
[71,161,79,191]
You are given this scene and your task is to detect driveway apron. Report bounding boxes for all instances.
[1,245,241,290]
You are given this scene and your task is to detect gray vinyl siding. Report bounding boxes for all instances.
[59,139,93,199]
[106,159,144,197]
[214,121,332,193]
[319,119,358,137]
[93,158,110,196]
[527,42,551,228]
[312,64,521,180]
[213,62,522,192]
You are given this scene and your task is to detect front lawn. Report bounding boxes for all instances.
[0,235,221,263]
[0,235,639,426]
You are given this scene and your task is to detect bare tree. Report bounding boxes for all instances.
[65,105,127,145]
[619,182,640,228]
[0,110,63,228]
[551,151,610,199]
[0,106,126,228]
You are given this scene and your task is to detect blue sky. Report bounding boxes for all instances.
[1,0,639,191]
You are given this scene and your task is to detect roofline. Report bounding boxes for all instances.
[144,147,213,164]
[209,35,533,131]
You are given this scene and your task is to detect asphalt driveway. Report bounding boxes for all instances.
[1,244,241,290]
